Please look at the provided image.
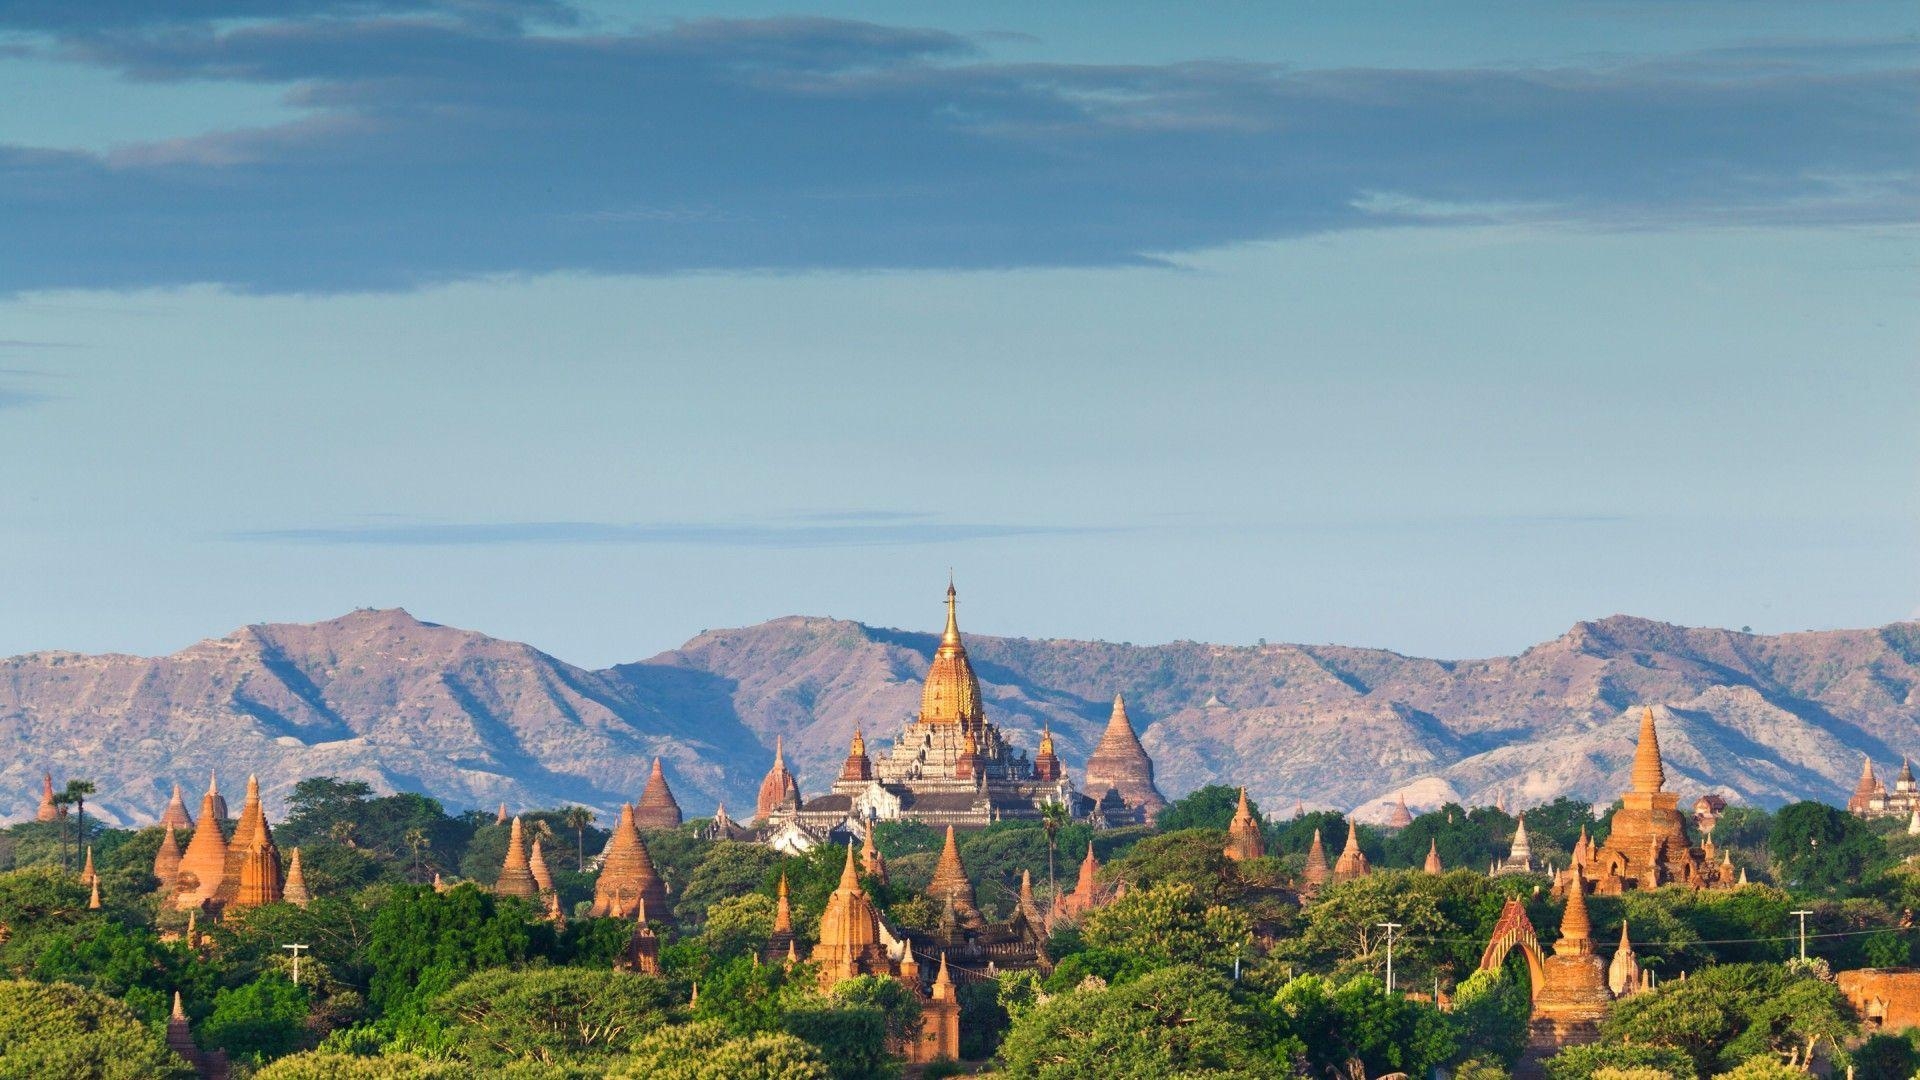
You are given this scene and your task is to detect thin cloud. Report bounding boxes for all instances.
[0,13,1911,293]
[228,518,1110,547]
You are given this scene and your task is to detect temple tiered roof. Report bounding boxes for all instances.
[919,583,984,726]
[159,783,193,830]
[927,826,983,928]
[754,736,801,822]
[1332,818,1371,882]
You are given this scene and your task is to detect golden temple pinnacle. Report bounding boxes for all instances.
[919,582,984,725]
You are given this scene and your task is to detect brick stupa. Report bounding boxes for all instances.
[1528,864,1612,1054]
[159,782,194,831]
[1556,708,1732,896]
[1223,788,1266,861]
[494,817,540,899]
[634,758,684,830]
[1332,818,1371,882]
[1081,694,1167,821]
[927,825,984,929]
[223,776,284,910]
[34,773,59,822]
[154,825,183,892]
[1302,828,1331,888]
[283,847,311,908]
[175,776,230,909]
[589,804,668,919]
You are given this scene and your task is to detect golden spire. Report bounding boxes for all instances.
[919,580,984,725]
[87,877,101,910]
[850,728,865,758]
[1424,837,1443,874]
[1631,707,1666,793]
[1038,725,1054,755]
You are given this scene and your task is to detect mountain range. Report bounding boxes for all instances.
[2,607,1916,826]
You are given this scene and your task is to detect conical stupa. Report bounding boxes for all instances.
[635,758,684,830]
[159,783,193,830]
[494,817,540,899]
[1081,693,1167,820]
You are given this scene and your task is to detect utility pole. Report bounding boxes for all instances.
[282,943,309,985]
[1790,910,1814,961]
[1377,922,1403,993]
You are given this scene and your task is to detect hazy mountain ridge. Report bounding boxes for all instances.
[0,609,1915,825]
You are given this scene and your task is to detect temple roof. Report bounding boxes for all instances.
[927,825,980,919]
[755,736,802,821]
[1083,693,1167,813]
[918,583,984,726]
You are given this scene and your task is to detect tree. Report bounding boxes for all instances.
[202,973,313,1063]
[1080,880,1250,979]
[254,1051,468,1079]
[996,964,1279,1078]
[1770,802,1883,894]
[1542,1043,1695,1080]
[428,967,676,1067]
[1041,802,1068,898]
[402,828,431,882]
[1103,830,1241,905]
[1266,973,1459,1077]
[0,978,192,1079]
[702,893,778,964]
[1452,968,1530,1067]
[611,1020,830,1080]
[1711,1058,1809,1080]
[363,884,540,1021]
[1602,962,1857,1077]
[1155,785,1250,833]
[53,779,97,873]
[779,1004,892,1080]
[562,807,595,872]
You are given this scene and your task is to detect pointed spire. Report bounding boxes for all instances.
[635,757,684,829]
[839,838,862,892]
[773,872,793,934]
[206,771,226,821]
[860,826,887,884]
[756,736,801,821]
[1510,817,1532,861]
[159,782,193,830]
[1333,816,1371,881]
[494,817,539,898]
[1224,787,1266,861]
[35,772,59,822]
[87,876,101,910]
[1424,837,1443,874]
[154,824,183,889]
[931,952,955,1001]
[176,774,232,907]
[166,989,198,1064]
[1556,863,1592,954]
[1303,827,1330,886]
[590,803,667,919]
[1609,918,1640,997]
[927,825,979,920]
[497,802,509,825]
[81,845,96,885]
[529,837,555,893]
[1083,691,1167,818]
[919,578,985,726]
[1631,707,1667,794]
[1388,792,1413,830]
[283,847,311,907]
[172,990,186,1022]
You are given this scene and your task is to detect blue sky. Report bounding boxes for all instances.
[1,1,1915,667]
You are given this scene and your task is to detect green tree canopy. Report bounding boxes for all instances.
[610,1020,830,1080]
[1769,802,1884,894]
[996,964,1279,1079]
[427,967,677,1067]
[0,978,192,1080]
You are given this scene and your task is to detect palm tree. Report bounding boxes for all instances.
[561,806,595,871]
[329,820,359,849]
[53,780,96,874]
[402,827,431,881]
[1041,800,1068,898]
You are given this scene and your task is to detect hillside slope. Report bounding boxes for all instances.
[3,609,1916,824]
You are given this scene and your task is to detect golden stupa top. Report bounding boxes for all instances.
[919,583,984,726]
[1631,707,1666,793]
[817,842,881,951]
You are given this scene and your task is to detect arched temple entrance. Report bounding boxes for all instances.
[1478,897,1547,1002]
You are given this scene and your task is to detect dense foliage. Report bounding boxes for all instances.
[2,775,1915,1077]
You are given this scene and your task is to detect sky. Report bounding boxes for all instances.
[1,1,1915,669]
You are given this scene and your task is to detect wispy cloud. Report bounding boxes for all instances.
[228,518,1109,547]
[0,10,1911,293]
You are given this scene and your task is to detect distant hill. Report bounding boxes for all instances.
[2,608,1916,825]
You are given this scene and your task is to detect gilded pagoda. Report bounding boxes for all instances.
[773,583,1155,836]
